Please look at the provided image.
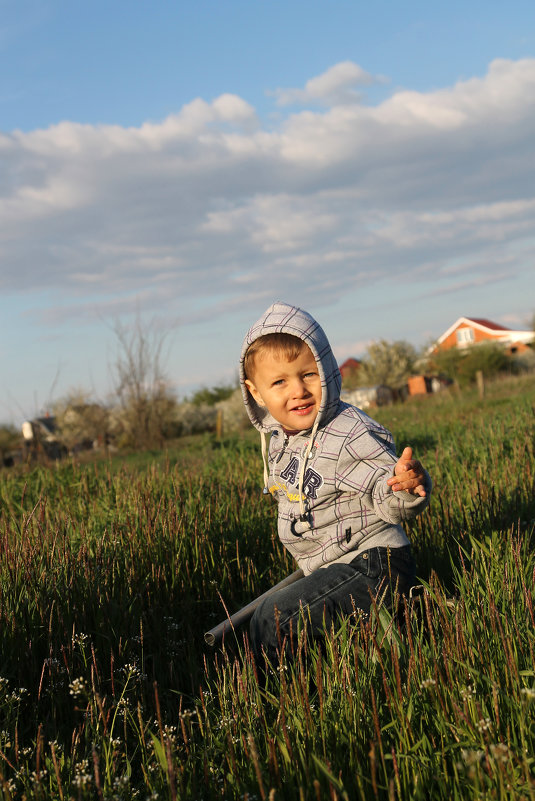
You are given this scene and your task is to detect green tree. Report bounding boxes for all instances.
[190,381,237,406]
[0,424,20,464]
[459,343,509,385]
[427,347,464,383]
[52,390,110,453]
[429,343,509,388]
[357,340,418,389]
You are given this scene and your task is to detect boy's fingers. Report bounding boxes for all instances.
[389,475,427,495]
[400,446,413,462]
[393,448,416,477]
[389,447,427,495]
[391,483,426,496]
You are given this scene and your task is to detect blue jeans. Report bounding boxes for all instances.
[249,546,416,668]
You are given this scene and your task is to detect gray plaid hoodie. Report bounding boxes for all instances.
[240,301,431,575]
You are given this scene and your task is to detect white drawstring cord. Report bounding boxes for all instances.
[260,431,270,494]
[297,415,320,521]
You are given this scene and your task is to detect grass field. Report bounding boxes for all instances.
[0,375,534,799]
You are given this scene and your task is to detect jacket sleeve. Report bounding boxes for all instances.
[334,424,431,524]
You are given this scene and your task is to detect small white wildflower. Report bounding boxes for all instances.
[490,743,510,763]
[69,678,87,698]
[163,724,178,734]
[73,759,92,788]
[115,698,132,719]
[48,739,62,752]
[520,687,535,701]
[73,773,92,789]
[420,679,436,690]
[460,685,476,700]
[458,749,484,768]
[123,663,141,678]
[10,687,29,702]
[477,717,492,732]
[72,633,89,646]
[30,769,48,784]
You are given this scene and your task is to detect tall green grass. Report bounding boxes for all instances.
[0,375,534,799]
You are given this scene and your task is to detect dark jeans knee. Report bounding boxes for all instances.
[249,546,416,669]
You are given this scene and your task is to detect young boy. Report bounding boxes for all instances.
[240,301,432,668]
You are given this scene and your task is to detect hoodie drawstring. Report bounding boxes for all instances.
[297,415,320,521]
[260,414,320,526]
[260,431,270,494]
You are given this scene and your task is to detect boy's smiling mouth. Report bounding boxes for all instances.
[292,402,315,414]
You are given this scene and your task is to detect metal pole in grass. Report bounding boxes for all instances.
[204,568,304,646]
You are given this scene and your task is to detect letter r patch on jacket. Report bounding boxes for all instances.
[303,468,323,499]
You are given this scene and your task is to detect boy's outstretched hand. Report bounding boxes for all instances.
[387,446,427,497]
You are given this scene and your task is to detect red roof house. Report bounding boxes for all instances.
[339,358,361,381]
[432,317,534,353]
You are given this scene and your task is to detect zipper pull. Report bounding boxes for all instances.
[276,435,289,463]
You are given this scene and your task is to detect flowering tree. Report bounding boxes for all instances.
[357,340,418,389]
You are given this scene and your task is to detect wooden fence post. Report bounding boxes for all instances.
[476,370,485,399]
[216,409,223,439]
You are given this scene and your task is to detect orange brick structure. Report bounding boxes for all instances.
[407,375,430,395]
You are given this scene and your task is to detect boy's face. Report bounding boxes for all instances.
[245,343,322,433]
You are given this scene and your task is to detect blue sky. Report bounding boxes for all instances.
[1,0,535,423]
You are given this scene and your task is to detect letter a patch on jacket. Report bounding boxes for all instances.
[280,457,323,499]
[280,457,299,484]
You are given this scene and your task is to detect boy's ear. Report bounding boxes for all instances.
[244,379,265,406]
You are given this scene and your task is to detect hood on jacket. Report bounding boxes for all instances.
[239,301,342,434]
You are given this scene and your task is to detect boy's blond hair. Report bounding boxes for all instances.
[244,333,307,380]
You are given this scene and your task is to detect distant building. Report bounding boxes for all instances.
[341,385,393,409]
[21,415,67,460]
[339,357,361,382]
[431,317,535,353]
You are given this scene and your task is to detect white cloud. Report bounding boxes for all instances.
[271,61,385,107]
[333,338,373,362]
[0,58,534,327]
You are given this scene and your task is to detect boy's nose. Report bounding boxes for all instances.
[291,379,310,397]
